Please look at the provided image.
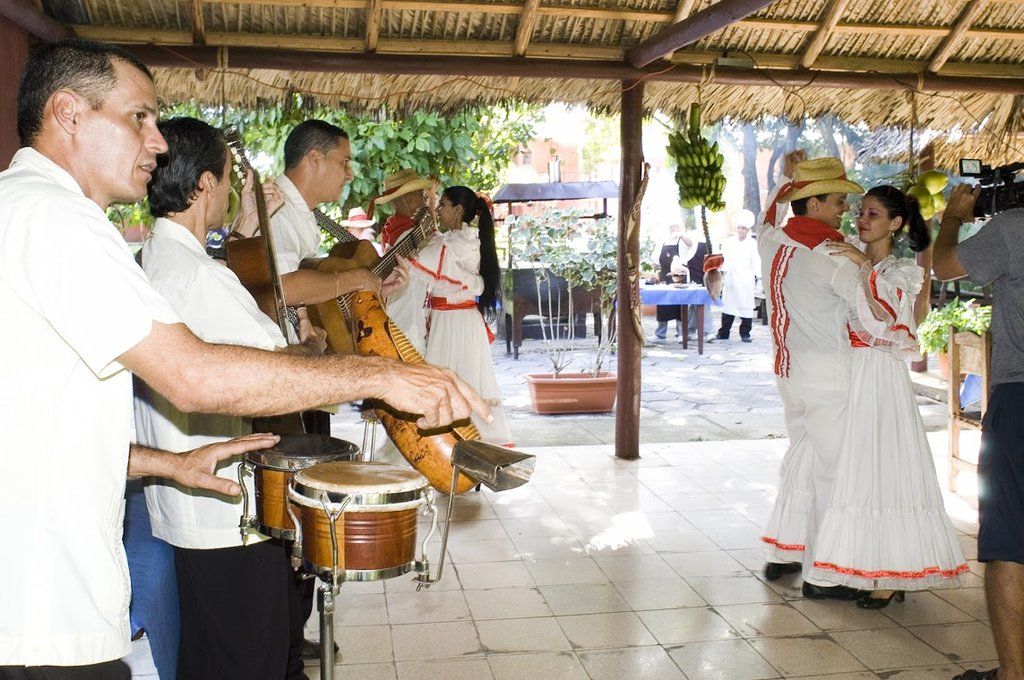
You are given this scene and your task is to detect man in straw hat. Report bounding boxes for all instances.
[369,168,435,248]
[370,168,441,353]
[756,151,870,600]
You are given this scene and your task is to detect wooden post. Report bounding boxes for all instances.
[615,80,644,460]
[0,15,30,168]
[911,142,936,373]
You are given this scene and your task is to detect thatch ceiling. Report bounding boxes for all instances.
[42,0,1024,164]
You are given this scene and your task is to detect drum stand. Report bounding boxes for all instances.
[316,581,339,680]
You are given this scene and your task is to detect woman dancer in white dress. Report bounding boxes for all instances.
[408,186,513,445]
[819,185,967,608]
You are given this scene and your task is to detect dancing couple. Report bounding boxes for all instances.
[760,151,966,607]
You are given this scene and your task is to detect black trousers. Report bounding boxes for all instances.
[0,662,130,680]
[718,313,752,338]
[174,541,291,680]
[655,305,681,322]
[286,567,314,680]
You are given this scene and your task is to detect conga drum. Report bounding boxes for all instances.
[240,433,359,540]
[289,461,428,582]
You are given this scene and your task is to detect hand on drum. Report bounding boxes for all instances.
[377,362,492,430]
[176,433,280,496]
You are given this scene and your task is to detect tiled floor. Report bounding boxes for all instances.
[305,438,989,680]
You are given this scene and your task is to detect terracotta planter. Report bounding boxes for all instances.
[641,304,657,317]
[937,353,950,381]
[524,371,618,415]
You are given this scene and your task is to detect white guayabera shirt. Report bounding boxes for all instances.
[134,218,286,550]
[0,147,180,666]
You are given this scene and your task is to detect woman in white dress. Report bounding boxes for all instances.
[408,186,513,445]
[818,184,967,608]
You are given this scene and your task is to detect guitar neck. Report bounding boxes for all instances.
[314,208,359,245]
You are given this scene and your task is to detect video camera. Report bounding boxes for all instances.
[958,159,1024,218]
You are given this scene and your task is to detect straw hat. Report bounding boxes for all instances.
[373,169,433,205]
[780,157,864,202]
[340,207,376,228]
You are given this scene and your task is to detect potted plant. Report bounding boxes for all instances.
[918,298,991,379]
[507,210,651,414]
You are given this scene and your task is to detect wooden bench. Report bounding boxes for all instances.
[947,326,991,495]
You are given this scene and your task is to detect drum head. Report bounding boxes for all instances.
[244,433,359,471]
[295,461,427,495]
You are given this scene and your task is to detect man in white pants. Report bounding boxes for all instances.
[756,152,868,599]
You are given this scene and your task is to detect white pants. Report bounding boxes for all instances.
[762,379,848,586]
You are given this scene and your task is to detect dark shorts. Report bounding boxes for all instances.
[978,382,1024,564]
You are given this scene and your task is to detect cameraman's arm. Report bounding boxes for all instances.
[932,184,979,281]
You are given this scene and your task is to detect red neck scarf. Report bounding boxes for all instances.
[782,215,844,249]
[381,214,416,248]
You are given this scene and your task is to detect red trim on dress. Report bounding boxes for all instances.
[813,561,970,580]
[428,296,495,344]
[769,246,796,378]
[762,536,805,551]
[868,271,898,320]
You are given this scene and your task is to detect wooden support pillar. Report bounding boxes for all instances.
[0,15,30,168]
[615,80,644,460]
[911,142,936,373]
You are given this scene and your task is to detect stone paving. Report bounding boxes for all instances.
[335,311,949,449]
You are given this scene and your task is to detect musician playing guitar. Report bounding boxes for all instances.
[136,117,318,680]
[370,168,443,354]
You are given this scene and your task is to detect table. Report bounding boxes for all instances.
[640,284,719,354]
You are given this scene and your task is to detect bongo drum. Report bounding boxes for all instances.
[239,433,359,540]
[289,461,428,581]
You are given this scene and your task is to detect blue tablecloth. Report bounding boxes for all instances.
[640,284,719,307]
[124,480,178,680]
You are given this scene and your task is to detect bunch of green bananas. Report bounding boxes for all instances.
[668,103,726,212]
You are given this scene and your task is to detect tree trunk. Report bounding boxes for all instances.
[741,123,761,216]
[816,114,841,159]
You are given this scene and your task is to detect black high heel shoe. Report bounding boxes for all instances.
[856,590,905,609]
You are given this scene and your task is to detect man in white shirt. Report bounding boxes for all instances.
[756,152,866,600]
[136,116,317,680]
[0,38,488,679]
[717,209,761,342]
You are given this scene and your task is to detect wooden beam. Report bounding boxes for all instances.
[203,0,365,6]
[800,0,850,68]
[673,0,697,22]
[928,0,989,73]
[366,0,382,51]
[1,15,30,166]
[615,78,643,461]
[119,43,1024,94]
[0,0,73,41]
[388,1,519,13]
[78,27,1024,80]
[627,0,780,68]
[513,0,540,57]
[190,0,205,45]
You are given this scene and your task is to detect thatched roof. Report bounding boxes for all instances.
[47,0,1024,163]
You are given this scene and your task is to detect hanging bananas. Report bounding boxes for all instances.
[667,103,727,213]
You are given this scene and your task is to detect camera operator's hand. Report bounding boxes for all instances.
[944,184,981,223]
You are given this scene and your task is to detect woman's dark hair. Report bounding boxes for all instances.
[865,184,931,252]
[147,117,229,218]
[442,185,500,315]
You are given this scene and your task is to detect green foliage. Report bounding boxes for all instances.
[109,99,538,231]
[162,98,538,212]
[918,298,992,355]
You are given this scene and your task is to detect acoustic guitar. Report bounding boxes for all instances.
[223,130,291,340]
[304,206,436,355]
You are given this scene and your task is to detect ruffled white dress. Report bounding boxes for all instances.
[409,227,513,446]
[809,256,967,590]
